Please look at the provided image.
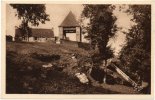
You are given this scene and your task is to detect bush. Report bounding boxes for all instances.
[6,35,13,42]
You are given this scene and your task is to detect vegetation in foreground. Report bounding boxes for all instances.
[6,42,114,94]
[6,42,140,94]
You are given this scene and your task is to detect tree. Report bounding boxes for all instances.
[10,4,50,41]
[82,5,117,83]
[119,5,151,93]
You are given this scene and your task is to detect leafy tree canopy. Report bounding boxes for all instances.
[82,5,117,62]
[10,4,50,26]
[119,5,151,89]
[10,4,50,40]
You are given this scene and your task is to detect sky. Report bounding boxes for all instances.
[6,4,134,55]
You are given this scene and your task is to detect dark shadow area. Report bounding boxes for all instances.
[31,52,60,62]
[78,42,91,50]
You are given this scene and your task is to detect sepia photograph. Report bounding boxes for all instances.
[4,3,151,96]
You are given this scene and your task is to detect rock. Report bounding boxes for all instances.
[42,63,53,68]
[75,73,89,84]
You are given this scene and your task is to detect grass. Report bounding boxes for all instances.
[6,42,139,94]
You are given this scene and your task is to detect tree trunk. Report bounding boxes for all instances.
[26,28,29,42]
[103,60,107,83]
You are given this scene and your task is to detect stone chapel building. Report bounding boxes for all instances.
[59,11,81,42]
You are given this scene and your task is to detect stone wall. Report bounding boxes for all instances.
[61,39,79,47]
[61,39,91,50]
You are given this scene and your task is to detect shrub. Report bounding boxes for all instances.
[6,35,13,42]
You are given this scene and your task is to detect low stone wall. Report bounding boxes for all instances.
[61,39,79,47]
[61,39,91,50]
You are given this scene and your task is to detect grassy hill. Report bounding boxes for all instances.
[6,42,139,94]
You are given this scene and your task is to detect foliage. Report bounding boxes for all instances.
[6,35,13,42]
[81,5,117,64]
[119,5,151,92]
[10,4,50,40]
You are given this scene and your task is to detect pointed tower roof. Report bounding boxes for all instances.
[59,11,80,27]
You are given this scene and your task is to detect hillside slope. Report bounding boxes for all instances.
[6,42,139,94]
